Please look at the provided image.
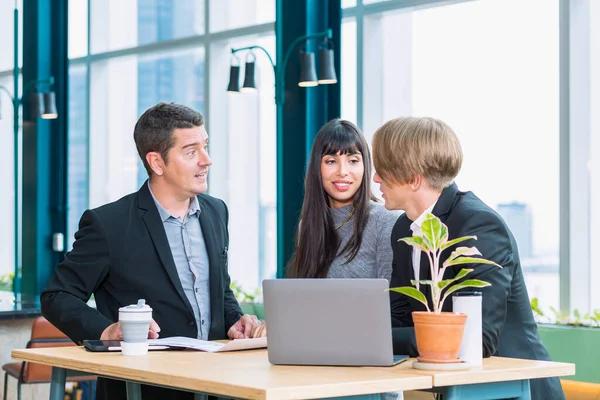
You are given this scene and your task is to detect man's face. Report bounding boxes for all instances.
[373,172,411,211]
[161,126,212,199]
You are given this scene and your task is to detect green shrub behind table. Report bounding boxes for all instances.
[239,302,265,320]
[538,324,600,383]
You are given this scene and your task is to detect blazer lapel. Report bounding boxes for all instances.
[197,199,222,338]
[138,182,194,318]
[395,216,415,283]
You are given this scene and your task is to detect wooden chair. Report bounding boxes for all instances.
[562,379,600,400]
[2,316,96,400]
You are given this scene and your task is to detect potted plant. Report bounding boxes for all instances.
[388,213,501,363]
[532,298,600,383]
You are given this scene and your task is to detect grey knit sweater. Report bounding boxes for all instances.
[327,201,401,281]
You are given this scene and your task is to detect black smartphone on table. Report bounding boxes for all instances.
[83,340,181,352]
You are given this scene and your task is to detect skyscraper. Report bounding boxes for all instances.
[497,201,533,259]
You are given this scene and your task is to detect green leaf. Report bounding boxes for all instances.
[440,235,477,251]
[446,247,482,263]
[399,236,428,252]
[531,297,539,309]
[443,256,502,269]
[437,269,473,290]
[411,280,434,286]
[442,279,491,299]
[387,287,430,311]
[421,214,445,249]
[574,309,581,319]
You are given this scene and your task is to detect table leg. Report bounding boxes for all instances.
[49,367,66,400]
[126,381,142,400]
[427,379,531,400]
[516,379,531,400]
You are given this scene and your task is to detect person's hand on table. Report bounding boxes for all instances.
[228,314,261,339]
[252,321,266,338]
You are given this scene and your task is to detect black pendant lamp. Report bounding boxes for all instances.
[298,50,318,87]
[241,51,257,93]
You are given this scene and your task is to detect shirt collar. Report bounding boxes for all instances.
[147,181,201,222]
[410,201,437,234]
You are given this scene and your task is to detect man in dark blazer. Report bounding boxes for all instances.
[41,103,263,400]
[371,117,565,400]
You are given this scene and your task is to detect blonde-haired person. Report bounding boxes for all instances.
[372,117,565,400]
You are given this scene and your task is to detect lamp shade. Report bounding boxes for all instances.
[298,51,318,87]
[31,92,45,119]
[41,91,58,119]
[227,65,240,92]
[241,61,257,92]
[318,48,337,84]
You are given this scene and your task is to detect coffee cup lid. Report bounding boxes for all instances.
[119,299,153,313]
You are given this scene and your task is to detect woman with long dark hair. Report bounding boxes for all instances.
[286,118,400,280]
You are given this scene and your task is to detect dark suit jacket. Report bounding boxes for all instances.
[389,183,564,400]
[41,182,243,400]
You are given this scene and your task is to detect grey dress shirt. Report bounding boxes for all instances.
[149,184,211,340]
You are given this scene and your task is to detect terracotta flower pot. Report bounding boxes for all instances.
[412,311,468,363]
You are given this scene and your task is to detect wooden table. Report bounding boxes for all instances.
[11,347,575,400]
[396,356,575,400]
[11,347,431,400]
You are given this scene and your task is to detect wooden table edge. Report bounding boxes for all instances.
[431,363,577,387]
[12,348,268,399]
[11,349,433,400]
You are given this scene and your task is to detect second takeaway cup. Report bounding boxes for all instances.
[119,299,153,356]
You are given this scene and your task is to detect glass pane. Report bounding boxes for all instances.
[209,34,276,292]
[91,0,205,54]
[67,65,88,250]
[341,18,357,123]
[589,2,600,311]
[363,0,390,4]
[69,0,88,58]
[89,48,205,207]
[372,0,559,311]
[0,0,22,71]
[342,0,357,8]
[210,0,274,32]
[0,77,15,304]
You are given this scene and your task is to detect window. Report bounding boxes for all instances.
[0,0,22,71]
[352,0,560,312]
[67,65,88,248]
[91,0,205,54]
[69,1,275,295]
[209,34,276,290]
[340,19,357,123]
[68,0,88,58]
[209,0,274,32]
[88,48,205,207]
[0,78,14,296]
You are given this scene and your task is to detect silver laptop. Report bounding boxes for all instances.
[263,278,408,366]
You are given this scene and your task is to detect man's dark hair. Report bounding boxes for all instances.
[133,102,205,177]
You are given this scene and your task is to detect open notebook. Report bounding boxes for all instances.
[148,336,267,352]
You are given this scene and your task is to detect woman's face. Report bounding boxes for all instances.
[320,151,364,208]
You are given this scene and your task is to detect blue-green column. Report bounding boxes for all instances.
[21,0,68,306]
[276,0,342,278]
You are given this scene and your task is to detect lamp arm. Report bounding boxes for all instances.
[231,46,276,72]
[0,85,16,104]
[21,76,55,100]
[277,29,332,105]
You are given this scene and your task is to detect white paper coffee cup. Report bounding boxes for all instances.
[119,299,152,356]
